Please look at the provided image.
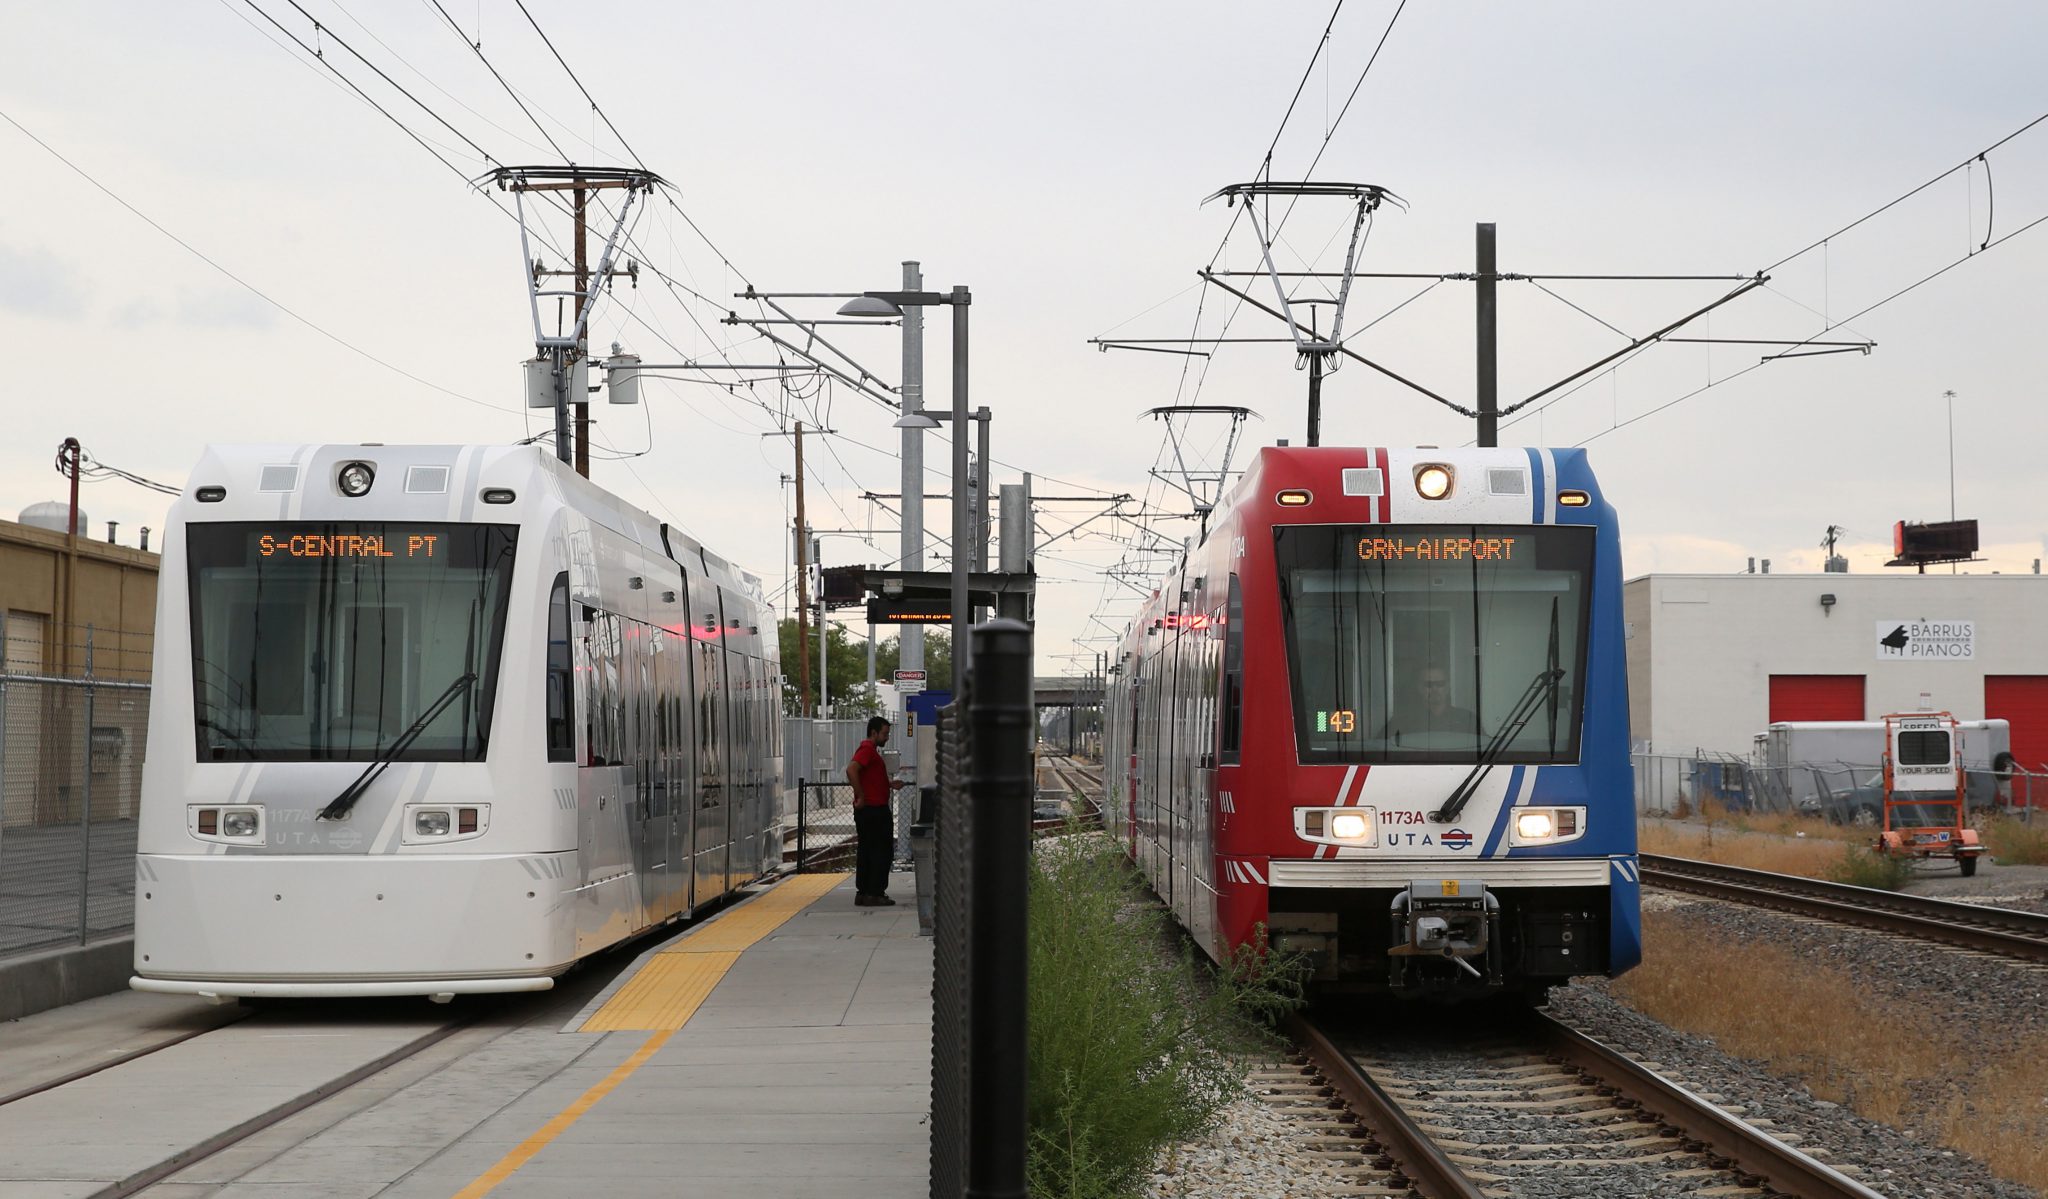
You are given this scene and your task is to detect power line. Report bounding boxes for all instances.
[262,0,500,167]
[1259,0,1345,181]
[0,105,517,419]
[62,443,183,496]
[1577,205,2048,446]
[422,0,570,160]
[1764,109,2048,274]
[512,0,648,170]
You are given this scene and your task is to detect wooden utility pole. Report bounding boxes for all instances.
[502,168,645,476]
[793,422,812,717]
[573,184,591,478]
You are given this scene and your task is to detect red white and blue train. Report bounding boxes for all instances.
[1104,446,1641,998]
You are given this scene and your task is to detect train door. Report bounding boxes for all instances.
[762,659,779,872]
[717,587,748,895]
[691,598,729,907]
[742,654,771,880]
[670,574,700,918]
[634,621,670,925]
[1191,605,1220,951]
[1130,668,1146,856]
[728,649,758,889]
[1171,618,1187,918]
[618,620,646,929]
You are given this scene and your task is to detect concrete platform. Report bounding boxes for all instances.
[9,871,936,1198]
[404,872,932,1198]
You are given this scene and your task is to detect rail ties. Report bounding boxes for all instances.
[1301,1008,1883,1199]
[1034,755,1105,831]
[1641,853,2048,963]
[1290,1014,1484,1199]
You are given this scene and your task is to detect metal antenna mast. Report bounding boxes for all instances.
[491,165,660,475]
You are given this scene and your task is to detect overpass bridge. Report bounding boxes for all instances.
[1034,676,1104,709]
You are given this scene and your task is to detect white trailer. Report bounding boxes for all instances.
[1754,718,2010,820]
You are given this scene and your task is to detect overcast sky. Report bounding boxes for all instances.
[3,2,2044,678]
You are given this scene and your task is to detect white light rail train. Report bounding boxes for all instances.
[132,445,784,1001]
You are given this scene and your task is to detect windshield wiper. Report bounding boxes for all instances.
[1430,666,1564,824]
[317,673,477,821]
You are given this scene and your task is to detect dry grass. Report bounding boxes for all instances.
[1980,813,2048,866]
[1639,820,1860,881]
[1615,909,2048,1190]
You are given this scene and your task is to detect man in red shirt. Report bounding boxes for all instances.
[846,715,908,906]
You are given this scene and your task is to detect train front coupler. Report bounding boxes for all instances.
[1387,880,1504,987]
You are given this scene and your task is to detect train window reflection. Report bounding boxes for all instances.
[1275,524,1594,765]
[187,522,517,762]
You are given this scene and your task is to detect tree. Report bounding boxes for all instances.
[776,618,951,714]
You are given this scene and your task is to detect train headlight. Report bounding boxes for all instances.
[221,808,260,837]
[337,461,376,497]
[414,809,452,837]
[1509,807,1585,846]
[1414,464,1454,499]
[1298,806,1379,846]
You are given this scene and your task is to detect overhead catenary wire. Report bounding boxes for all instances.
[1082,1,1413,646]
[0,105,518,420]
[1505,110,2048,445]
[1575,206,2048,447]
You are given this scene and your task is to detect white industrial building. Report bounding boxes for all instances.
[1624,573,2048,772]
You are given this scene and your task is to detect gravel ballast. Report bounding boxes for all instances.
[1139,886,2044,1197]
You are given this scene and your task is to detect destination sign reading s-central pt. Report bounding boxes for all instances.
[258,533,440,559]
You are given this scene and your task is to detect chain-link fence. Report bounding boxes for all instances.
[2,621,151,961]
[1634,750,2045,824]
[792,779,857,870]
[782,717,872,785]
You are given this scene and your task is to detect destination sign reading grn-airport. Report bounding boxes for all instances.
[1356,536,1516,562]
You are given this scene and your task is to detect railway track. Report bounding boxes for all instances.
[1291,1008,1885,1199]
[1642,853,2048,964]
[0,1004,475,1197]
[1038,754,1105,826]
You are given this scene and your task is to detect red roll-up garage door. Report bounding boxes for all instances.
[1768,675,1866,723]
[1985,676,2048,776]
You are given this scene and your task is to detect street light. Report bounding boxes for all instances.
[840,285,973,694]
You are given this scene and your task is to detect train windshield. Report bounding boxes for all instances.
[1275,524,1595,764]
[186,522,518,762]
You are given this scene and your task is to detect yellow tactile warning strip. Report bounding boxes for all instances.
[453,872,851,1199]
[449,1028,674,1199]
[578,871,848,1032]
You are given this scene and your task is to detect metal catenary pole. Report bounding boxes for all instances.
[900,262,927,692]
[1476,222,1499,447]
[974,407,992,620]
[949,287,971,695]
[794,423,812,717]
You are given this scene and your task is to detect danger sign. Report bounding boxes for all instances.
[894,669,926,694]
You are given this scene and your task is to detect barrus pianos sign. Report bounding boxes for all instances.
[1875,619,1974,661]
